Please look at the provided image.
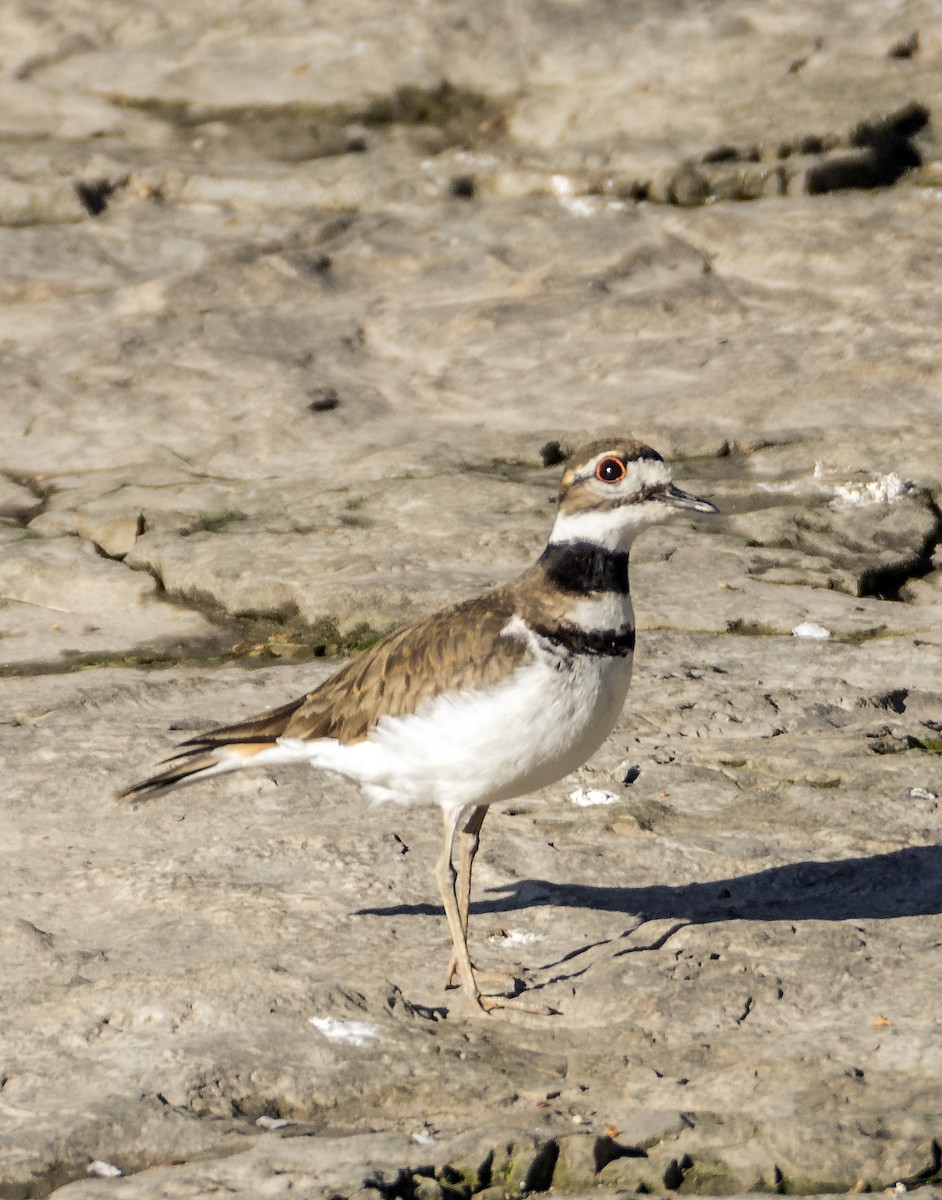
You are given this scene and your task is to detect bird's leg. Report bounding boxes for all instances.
[443,804,488,989]
[437,805,556,1017]
[436,805,487,1012]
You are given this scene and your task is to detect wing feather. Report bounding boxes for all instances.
[120,584,533,800]
[282,587,529,743]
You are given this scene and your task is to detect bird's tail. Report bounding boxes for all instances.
[118,695,309,803]
[117,745,263,802]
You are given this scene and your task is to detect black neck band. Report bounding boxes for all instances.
[540,541,630,595]
[531,621,635,658]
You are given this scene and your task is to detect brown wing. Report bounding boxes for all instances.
[171,584,529,757]
[176,695,311,748]
[119,584,533,801]
[282,586,530,743]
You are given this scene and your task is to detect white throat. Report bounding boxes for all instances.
[548,503,664,552]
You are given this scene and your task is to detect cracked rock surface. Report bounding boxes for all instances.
[2,0,942,1197]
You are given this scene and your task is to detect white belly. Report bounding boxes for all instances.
[285,649,634,811]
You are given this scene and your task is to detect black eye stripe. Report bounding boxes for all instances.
[595,456,627,483]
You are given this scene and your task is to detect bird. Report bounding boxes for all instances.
[120,437,718,1015]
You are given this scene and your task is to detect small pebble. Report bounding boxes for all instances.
[539,439,568,467]
[792,621,831,640]
[570,786,620,807]
[307,387,341,413]
[498,928,543,947]
[309,1016,378,1046]
[412,1123,437,1145]
[87,1161,122,1178]
[256,1115,290,1130]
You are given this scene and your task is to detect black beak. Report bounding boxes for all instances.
[656,483,719,514]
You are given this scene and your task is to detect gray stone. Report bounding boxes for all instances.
[1,0,942,1195]
[0,536,217,665]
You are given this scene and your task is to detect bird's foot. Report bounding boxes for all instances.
[444,958,519,995]
[474,991,558,1017]
[444,959,557,1016]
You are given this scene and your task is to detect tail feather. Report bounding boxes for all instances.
[119,694,313,802]
[118,741,275,802]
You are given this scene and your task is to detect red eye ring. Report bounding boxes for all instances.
[595,456,627,483]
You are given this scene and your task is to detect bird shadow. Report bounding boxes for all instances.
[355,844,942,931]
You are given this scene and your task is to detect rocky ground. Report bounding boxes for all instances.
[2,0,942,1197]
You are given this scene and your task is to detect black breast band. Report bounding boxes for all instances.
[530,621,636,658]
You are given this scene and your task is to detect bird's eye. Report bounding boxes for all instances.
[595,457,627,483]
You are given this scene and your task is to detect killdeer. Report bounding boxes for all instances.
[121,438,717,1014]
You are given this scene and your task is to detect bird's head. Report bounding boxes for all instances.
[550,438,719,551]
